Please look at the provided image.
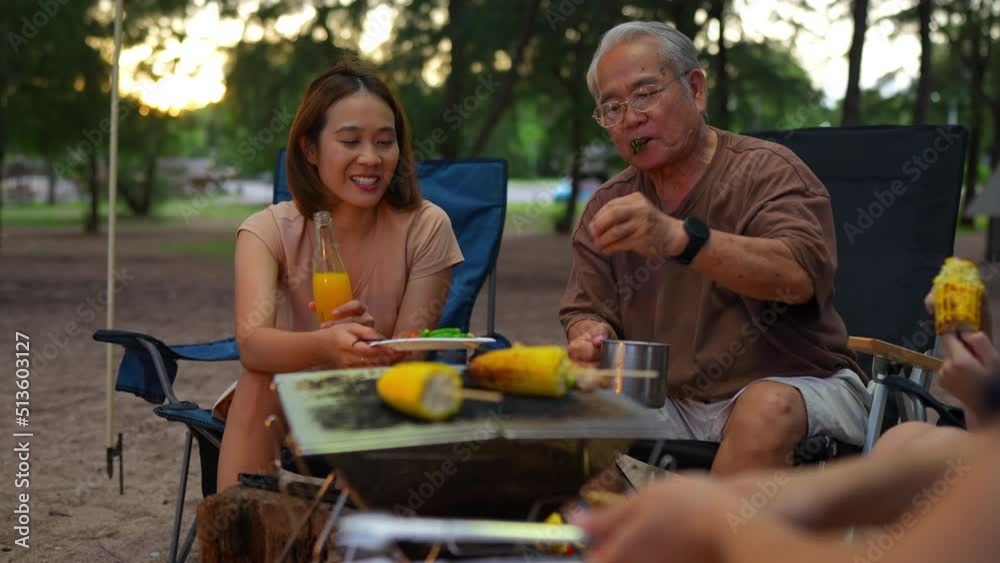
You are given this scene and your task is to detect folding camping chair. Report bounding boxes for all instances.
[93,154,510,563]
[635,125,969,470]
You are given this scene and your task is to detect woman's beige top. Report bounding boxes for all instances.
[213,199,463,421]
[237,199,464,339]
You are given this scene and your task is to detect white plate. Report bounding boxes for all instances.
[368,337,496,352]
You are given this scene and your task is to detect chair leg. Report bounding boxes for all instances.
[906,363,930,423]
[909,336,943,423]
[863,359,891,456]
[863,382,889,456]
[487,269,497,336]
[178,520,197,563]
[169,431,194,563]
[896,369,928,424]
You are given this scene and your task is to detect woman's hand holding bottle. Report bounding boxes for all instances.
[309,299,375,328]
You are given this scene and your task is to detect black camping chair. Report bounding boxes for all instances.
[633,125,969,470]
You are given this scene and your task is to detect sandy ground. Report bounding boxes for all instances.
[0,224,995,563]
[0,224,573,563]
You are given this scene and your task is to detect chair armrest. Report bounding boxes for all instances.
[94,328,171,349]
[94,329,239,362]
[847,336,942,372]
[94,329,239,405]
[95,329,182,404]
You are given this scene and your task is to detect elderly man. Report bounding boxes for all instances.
[560,21,868,475]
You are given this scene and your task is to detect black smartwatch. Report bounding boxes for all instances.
[675,216,710,265]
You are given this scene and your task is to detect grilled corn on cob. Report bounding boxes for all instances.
[376,362,462,421]
[933,257,984,334]
[468,345,571,398]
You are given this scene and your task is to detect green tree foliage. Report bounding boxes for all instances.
[13,0,999,235]
[722,40,831,133]
[3,0,192,228]
[217,34,354,175]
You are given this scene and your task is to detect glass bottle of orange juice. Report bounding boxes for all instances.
[312,211,352,324]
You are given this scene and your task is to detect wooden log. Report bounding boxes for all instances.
[197,485,342,563]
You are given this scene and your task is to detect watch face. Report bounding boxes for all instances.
[677,217,709,264]
[686,217,709,240]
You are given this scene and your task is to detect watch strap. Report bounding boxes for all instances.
[676,217,709,265]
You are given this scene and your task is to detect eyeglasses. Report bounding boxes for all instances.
[592,75,687,128]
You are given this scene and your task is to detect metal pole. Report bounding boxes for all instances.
[863,359,890,455]
[105,0,124,457]
[487,270,497,335]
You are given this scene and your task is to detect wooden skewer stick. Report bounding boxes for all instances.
[451,388,504,402]
[575,368,659,379]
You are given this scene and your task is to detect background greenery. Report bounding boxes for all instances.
[3,0,999,233]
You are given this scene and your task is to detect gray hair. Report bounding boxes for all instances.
[586,21,702,100]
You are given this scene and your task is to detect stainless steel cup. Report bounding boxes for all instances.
[598,340,669,408]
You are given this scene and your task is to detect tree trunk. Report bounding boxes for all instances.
[964,124,983,220]
[557,42,585,235]
[440,0,466,159]
[46,160,57,205]
[0,19,7,250]
[557,110,583,234]
[86,150,100,234]
[469,0,542,157]
[912,0,933,125]
[667,0,702,40]
[0,121,5,251]
[139,154,157,215]
[961,59,987,224]
[710,0,730,130]
[988,219,1000,262]
[991,100,1000,169]
[121,156,158,216]
[988,100,1000,261]
[841,0,869,126]
[551,0,622,232]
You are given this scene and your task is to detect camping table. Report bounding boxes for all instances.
[200,366,671,562]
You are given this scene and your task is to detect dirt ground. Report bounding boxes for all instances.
[0,224,996,562]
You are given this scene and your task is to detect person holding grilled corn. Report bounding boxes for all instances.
[559,21,867,475]
[576,260,1000,563]
[872,258,995,455]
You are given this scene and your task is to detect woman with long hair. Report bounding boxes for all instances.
[216,62,463,490]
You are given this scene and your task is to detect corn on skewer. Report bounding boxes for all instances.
[469,345,573,398]
[468,345,658,398]
[376,362,503,422]
[459,388,504,402]
[575,368,658,379]
[376,362,463,421]
[933,257,984,334]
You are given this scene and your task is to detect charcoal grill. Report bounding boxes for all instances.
[271,367,671,561]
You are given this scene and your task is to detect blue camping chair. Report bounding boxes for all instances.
[93,154,510,563]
